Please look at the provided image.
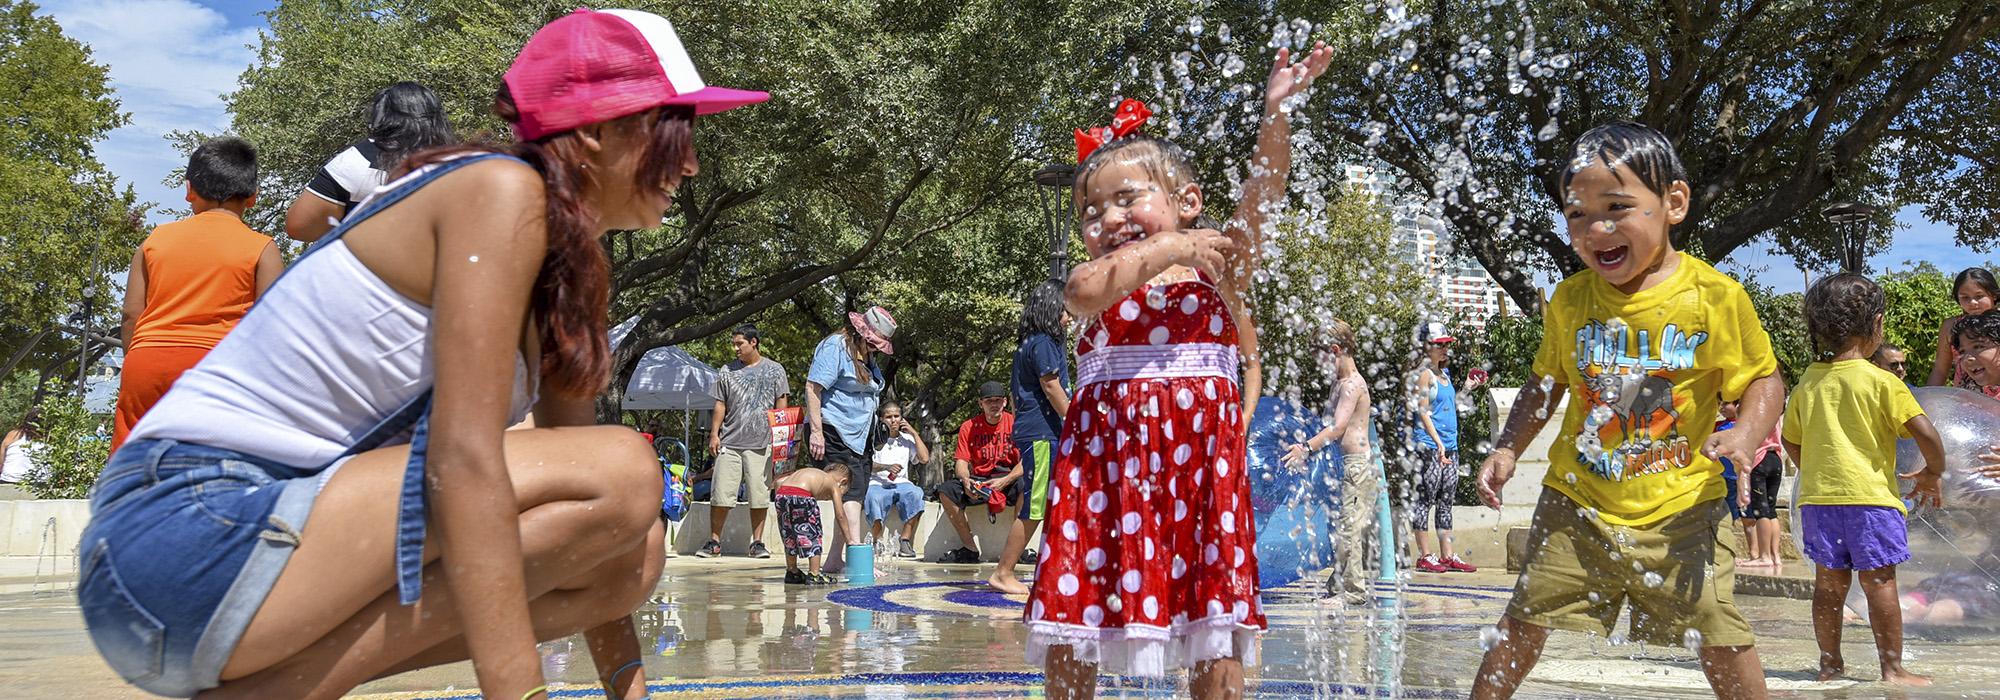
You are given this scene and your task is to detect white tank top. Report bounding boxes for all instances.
[128,239,536,468]
[1,436,38,482]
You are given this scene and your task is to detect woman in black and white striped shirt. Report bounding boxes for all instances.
[283,81,457,242]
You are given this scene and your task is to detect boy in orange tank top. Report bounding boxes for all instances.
[113,137,281,452]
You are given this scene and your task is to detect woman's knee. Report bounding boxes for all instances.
[603,521,667,618]
[577,426,666,528]
[563,519,663,594]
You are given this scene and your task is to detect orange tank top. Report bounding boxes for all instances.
[130,210,272,350]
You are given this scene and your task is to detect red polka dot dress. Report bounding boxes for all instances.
[1024,275,1264,675]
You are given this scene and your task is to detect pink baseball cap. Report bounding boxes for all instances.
[503,8,769,141]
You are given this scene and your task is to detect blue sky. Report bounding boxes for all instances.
[37,0,1987,294]
[39,0,265,221]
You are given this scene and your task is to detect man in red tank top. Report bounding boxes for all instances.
[113,137,282,452]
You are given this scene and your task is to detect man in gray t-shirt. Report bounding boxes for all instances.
[697,325,790,558]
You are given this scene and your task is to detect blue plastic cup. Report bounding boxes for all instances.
[845,543,875,585]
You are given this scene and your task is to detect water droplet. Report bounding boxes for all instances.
[1682,628,1703,650]
[1218,22,1231,43]
[1188,16,1205,36]
[1479,624,1508,650]
[1221,54,1247,78]
[1587,405,1614,426]
[1642,571,1664,588]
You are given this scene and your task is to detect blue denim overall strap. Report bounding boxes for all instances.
[285,152,525,606]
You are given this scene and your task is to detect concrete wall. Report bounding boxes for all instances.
[0,499,90,579]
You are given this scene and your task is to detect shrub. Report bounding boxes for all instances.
[22,394,108,500]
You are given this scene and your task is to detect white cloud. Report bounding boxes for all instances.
[39,0,260,221]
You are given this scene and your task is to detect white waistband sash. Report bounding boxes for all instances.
[1076,342,1240,388]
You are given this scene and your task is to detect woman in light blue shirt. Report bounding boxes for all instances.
[806,305,896,545]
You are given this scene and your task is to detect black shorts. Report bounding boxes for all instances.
[819,438,870,501]
[1743,452,1783,520]
[935,476,1024,518]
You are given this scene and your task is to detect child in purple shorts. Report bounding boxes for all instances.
[1784,273,1947,685]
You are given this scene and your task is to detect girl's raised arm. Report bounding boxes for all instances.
[1226,43,1331,278]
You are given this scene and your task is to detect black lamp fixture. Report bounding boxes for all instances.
[1033,163,1078,281]
[1820,201,1877,274]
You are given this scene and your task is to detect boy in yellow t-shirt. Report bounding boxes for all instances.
[1470,122,1785,700]
[1784,273,1945,686]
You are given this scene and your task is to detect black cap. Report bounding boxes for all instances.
[979,381,1008,398]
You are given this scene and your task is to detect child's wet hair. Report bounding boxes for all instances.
[1954,311,2000,352]
[1802,272,1885,359]
[1560,121,1686,199]
[1073,135,1199,213]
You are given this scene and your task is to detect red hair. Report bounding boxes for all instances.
[400,87,695,397]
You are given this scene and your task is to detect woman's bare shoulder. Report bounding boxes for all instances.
[439,158,546,204]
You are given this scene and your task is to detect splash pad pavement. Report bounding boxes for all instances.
[7,554,2000,698]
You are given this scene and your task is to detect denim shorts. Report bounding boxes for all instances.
[864,481,924,522]
[76,439,329,697]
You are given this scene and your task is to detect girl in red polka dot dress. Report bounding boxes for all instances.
[1026,43,1331,699]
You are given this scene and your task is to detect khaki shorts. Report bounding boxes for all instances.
[1506,489,1754,648]
[711,446,772,509]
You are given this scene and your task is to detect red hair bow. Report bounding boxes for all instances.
[1074,98,1153,162]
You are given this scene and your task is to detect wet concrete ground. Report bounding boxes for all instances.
[4,556,1997,698]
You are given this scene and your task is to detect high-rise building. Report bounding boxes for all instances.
[1342,164,1512,327]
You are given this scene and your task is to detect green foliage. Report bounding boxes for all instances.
[0,371,35,438]
[0,0,146,380]
[1740,275,1809,384]
[20,393,107,500]
[1879,262,1961,383]
[1477,315,1543,388]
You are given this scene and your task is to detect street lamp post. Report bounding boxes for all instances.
[1821,202,1877,274]
[1033,163,1077,281]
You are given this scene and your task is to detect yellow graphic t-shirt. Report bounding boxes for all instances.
[1783,360,1924,513]
[1532,253,1778,526]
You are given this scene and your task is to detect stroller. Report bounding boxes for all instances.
[653,436,693,524]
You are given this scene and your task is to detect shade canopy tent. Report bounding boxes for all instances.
[622,345,720,410]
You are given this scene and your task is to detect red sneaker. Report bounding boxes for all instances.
[1414,555,1447,573]
[1443,555,1478,573]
